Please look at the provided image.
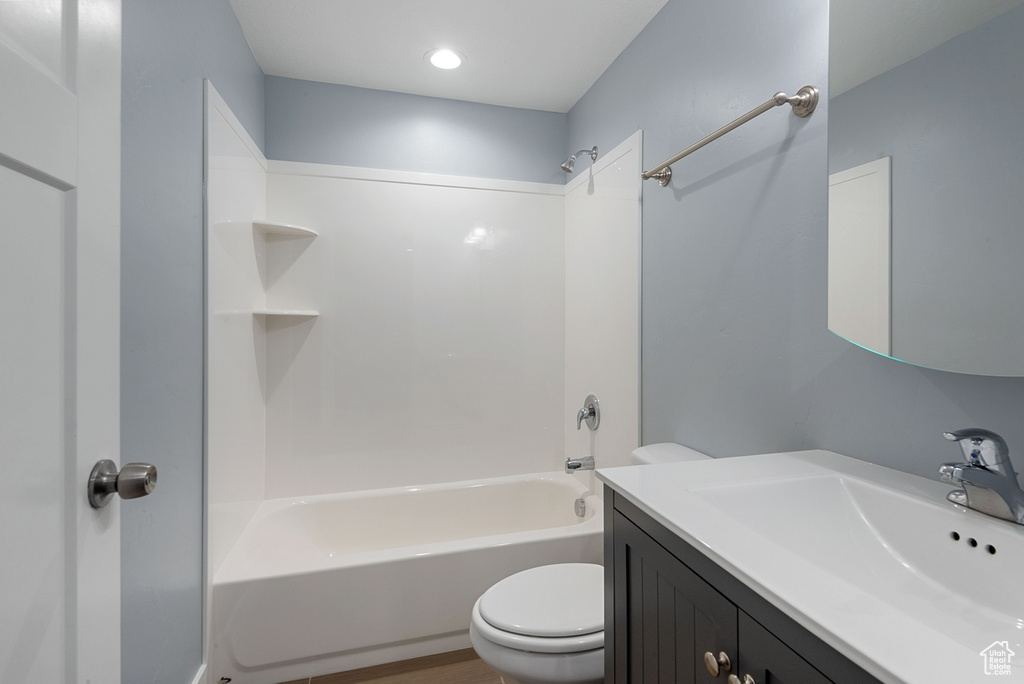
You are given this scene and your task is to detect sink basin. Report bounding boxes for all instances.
[598,450,1024,683]
[692,473,1024,629]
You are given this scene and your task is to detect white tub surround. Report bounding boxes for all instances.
[564,131,643,491]
[210,472,602,684]
[207,85,568,563]
[598,450,1024,683]
[208,84,568,511]
[263,162,566,498]
[206,82,271,512]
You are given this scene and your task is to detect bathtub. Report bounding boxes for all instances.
[210,471,602,684]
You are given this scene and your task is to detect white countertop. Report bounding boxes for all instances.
[598,450,1024,683]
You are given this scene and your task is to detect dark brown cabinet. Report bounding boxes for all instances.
[605,489,879,684]
[611,509,738,683]
[735,612,831,684]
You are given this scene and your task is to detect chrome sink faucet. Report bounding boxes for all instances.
[939,428,1024,525]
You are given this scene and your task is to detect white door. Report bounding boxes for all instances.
[828,156,892,357]
[0,1,122,682]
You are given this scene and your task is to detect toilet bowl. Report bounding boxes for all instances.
[469,563,604,684]
[470,444,710,683]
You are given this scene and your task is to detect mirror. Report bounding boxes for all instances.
[828,0,1024,376]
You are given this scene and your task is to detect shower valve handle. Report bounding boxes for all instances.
[576,394,600,431]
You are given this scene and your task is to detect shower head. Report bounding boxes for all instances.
[561,146,598,173]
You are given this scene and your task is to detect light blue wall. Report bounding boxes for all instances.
[265,76,568,184]
[119,2,1024,681]
[569,0,1024,480]
[121,1,263,682]
[829,7,1024,374]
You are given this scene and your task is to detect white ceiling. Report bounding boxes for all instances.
[228,0,669,113]
[229,0,1024,112]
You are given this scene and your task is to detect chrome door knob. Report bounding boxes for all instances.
[88,459,158,508]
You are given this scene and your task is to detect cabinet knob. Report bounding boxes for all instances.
[704,650,732,677]
[727,675,756,684]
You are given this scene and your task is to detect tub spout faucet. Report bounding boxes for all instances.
[565,455,595,473]
[938,428,1024,525]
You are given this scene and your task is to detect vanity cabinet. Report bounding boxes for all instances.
[605,489,878,684]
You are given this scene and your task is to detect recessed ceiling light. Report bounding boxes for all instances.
[426,48,464,70]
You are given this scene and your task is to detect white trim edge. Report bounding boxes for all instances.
[189,663,207,684]
[267,159,564,196]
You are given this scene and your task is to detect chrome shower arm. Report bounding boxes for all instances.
[572,146,598,162]
[561,146,598,172]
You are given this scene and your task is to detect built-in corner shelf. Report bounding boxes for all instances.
[249,220,318,320]
[252,221,318,238]
[252,309,319,318]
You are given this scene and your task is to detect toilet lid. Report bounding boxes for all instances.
[478,563,603,638]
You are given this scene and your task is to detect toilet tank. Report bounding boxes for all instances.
[630,443,710,465]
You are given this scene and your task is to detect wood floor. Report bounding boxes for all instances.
[280,649,509,684]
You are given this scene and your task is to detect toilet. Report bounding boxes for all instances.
[470,443,709,683]
[470,563,604,684]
